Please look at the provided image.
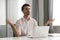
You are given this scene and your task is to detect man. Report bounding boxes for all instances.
[6,4,54,37]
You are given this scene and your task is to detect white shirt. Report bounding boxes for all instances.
[15,17,38,36]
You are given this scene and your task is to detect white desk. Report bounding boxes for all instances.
[0,33,60,40]
[0,37,60,40]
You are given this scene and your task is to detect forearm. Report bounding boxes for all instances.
[9,22,20,37]
[44,18,54,26]
[44,22,48,26]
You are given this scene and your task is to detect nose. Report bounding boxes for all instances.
[28,10,29,12]
[27,10,29,12]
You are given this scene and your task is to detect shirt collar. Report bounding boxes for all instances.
[22,17,31,21]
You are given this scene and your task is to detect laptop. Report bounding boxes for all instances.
[27,26,50,38]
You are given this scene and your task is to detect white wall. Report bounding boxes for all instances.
[0,0,6,25]
[0,0,6,38]
[7,0,18,24]
[7,0,26,24]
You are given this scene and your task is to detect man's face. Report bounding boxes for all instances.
[22,6,30,16]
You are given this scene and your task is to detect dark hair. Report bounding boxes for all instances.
[21,4,30,11]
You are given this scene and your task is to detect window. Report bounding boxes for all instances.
[0,0,6,25]
[17,0,26,19]
[52,0,60,26]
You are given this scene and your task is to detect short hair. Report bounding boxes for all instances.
[21,4,30,11]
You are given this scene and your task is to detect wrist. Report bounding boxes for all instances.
[44,22,48,26]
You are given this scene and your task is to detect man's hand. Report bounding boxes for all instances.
[44,18,55,26]
[6,19,20,37]
[6,19,11,24]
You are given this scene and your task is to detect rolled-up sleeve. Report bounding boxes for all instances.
[15,20,21,35]
[34,20,38,27]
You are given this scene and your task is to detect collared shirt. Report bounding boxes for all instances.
[15,17,38,36]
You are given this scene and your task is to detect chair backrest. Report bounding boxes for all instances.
[13,24,16,37]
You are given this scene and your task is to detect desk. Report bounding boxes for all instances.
[0,33,60,40]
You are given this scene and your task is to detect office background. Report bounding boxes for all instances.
[0,0,60,38]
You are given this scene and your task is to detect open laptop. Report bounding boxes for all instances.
[28,26,50,38]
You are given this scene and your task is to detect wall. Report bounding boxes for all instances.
[0,25,6,38]
[0,0,6,38]
[39,0,44,26]
[49,0,53,33]
[44,0,49,24]
[32,0,39,24]
[0,0,6,25]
